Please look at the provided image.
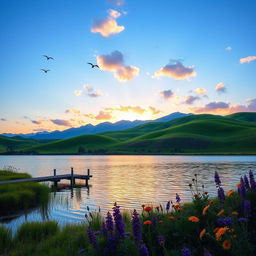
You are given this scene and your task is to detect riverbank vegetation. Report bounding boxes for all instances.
[0,170,255,256]
[0,168,49,216]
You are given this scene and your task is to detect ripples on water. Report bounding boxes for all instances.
[0,155,256,230]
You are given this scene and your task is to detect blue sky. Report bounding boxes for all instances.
[0,0,256,133]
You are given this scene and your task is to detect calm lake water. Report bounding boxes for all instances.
[1,155,256,230]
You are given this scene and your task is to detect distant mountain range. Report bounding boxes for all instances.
[2,112,191,140]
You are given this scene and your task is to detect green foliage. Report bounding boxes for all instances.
[0,225,12,254]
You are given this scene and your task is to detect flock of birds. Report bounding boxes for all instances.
[41,55,99,73]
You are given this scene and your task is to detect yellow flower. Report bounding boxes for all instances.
[222,240,231,250]
[215,227,229,241]
[199,228,206,240]
[202,205,210,215]
[227,189,234,197]
[217,209,225,216]
[188,216,199,222]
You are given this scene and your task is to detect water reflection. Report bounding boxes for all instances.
[0,155,256,231]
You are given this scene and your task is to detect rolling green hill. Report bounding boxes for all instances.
[2,112,256,155]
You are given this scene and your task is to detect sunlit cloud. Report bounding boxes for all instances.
[85,111,113,120]
[195,88,207,95]
[0,118,7,121]
[97,50,139,82]
[240,56,256,64]
[183,95,200,105]
[108,0,125,6]
[215,83,226,93]
[74,90,83,96]
[225,46,232,51]
[51,119,72,127]
[65,109,81,115]
[160,89,174,100]
[91,9,124,37]
[154,61,196,80]
[105,105,146,114]
[31,120,43,125]
[148,106,162,115]
[191,101,229,114]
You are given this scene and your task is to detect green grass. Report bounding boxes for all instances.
[227,112,256,122]
[0,170,49,216]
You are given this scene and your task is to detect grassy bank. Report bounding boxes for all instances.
[1,170,255,256]
[0,169,49,216]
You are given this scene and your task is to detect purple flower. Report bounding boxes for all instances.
[203,248,212,256]
[238,217,247,222]
[106,211,113,233]
[176,193,181,203]
[182,247,191,256]
[218,187,225,202]
[87,226,98,249]
[101,221,108,238]
[217,217,232,227]
[238,177,246,198]
[139,244,149,256]
[152,216,158,226]
[241,200,251,217]
[214,171,221,186]
[249,170,256,191]
[244,175,250,190]
[113,204,125,239]
[166,201,170,212]
[158,235,165,246]
[132,209,142,244]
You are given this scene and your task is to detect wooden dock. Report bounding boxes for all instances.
[0,168,92,186]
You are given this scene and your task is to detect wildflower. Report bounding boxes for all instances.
[222,240,231,250]
[215,227,229,240]
[194,194,198,198]
[132,209,142,244]
[217,217,232,227]
[181,247,191,256]
[204,191,208,195]
[168,216,175,220]
[203,248,212,256]
[141,204,145,209]
[173,203,180,209]
[113,204,125,239]
[143,220,152,225]
[152,216,158,226]
[202,205,210,215]
[244,175,250,190]
[166,201,170,212]
[232,211,239,215]
[87,226,98,249]
[139,244,149,256]
[214,227,220,233]
[158,235,165,246]
[214,171,221,186]
[159,220,163,223]
[155,206,160,212]
[249,170,256,190]
[106,211,114,233]
[200,228,206,240]
[176,193,181,203]
[216,209,224,216]
[227,189,234,197]
[241,200,251,217]
[144,206,152,212]
[188,216,199,222]
[218,187,225,202]
[101,221,108,238]
[238,217,247,222]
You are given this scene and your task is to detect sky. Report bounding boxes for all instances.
[0,0,256,134]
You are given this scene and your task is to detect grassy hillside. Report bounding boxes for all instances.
[3,112,256,155]
[227,112,256,122]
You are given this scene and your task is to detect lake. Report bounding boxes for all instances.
[0,155,256,230]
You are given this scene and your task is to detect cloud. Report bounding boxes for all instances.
[91,9,124,37]
[105,105,146,114]
[97,50,139,82]
[74,90,83,96]
[240,56,256,64]
[148,106,162,115]
[225,46,232,51]
[0,118,7,121]
[65,109,81,115]
[87,90,102,98]
[154,61,196,80]
[51,119,72,127]
[191,101,230,114]
[108,0,125,6]
[195,88,207,94]
[160,89,174,100]
[215,83,226,93]
[183,95,200,105]
[31,120,43,125]
[230,98,256,113]
[85,111,113,120]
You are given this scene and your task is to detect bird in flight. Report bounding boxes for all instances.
[41,69,50,73]
[87,62,99,68]
[43,55,54,60]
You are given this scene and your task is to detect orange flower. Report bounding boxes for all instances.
[215,227,229,240]
[173,203,180,208]
[232,211,239,215]
[144,206,153,212]
[200,228,206,240]
[227,189,234,197]
[141,204,145,208]
[168,216,175,220]
[194,194,198,198]
[202,205,210,215]
[222,240,231,250]
[143,220,152,225]
[237,182,241,187]
[188,216,199,222]
[159,220,163,223]
[217,209,225,216]
[204,192,208,195]
[214,227,220,233]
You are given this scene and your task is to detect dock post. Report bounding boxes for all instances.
[85,168,90,186]
[71,167,75,186]
[53,169,58,186]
